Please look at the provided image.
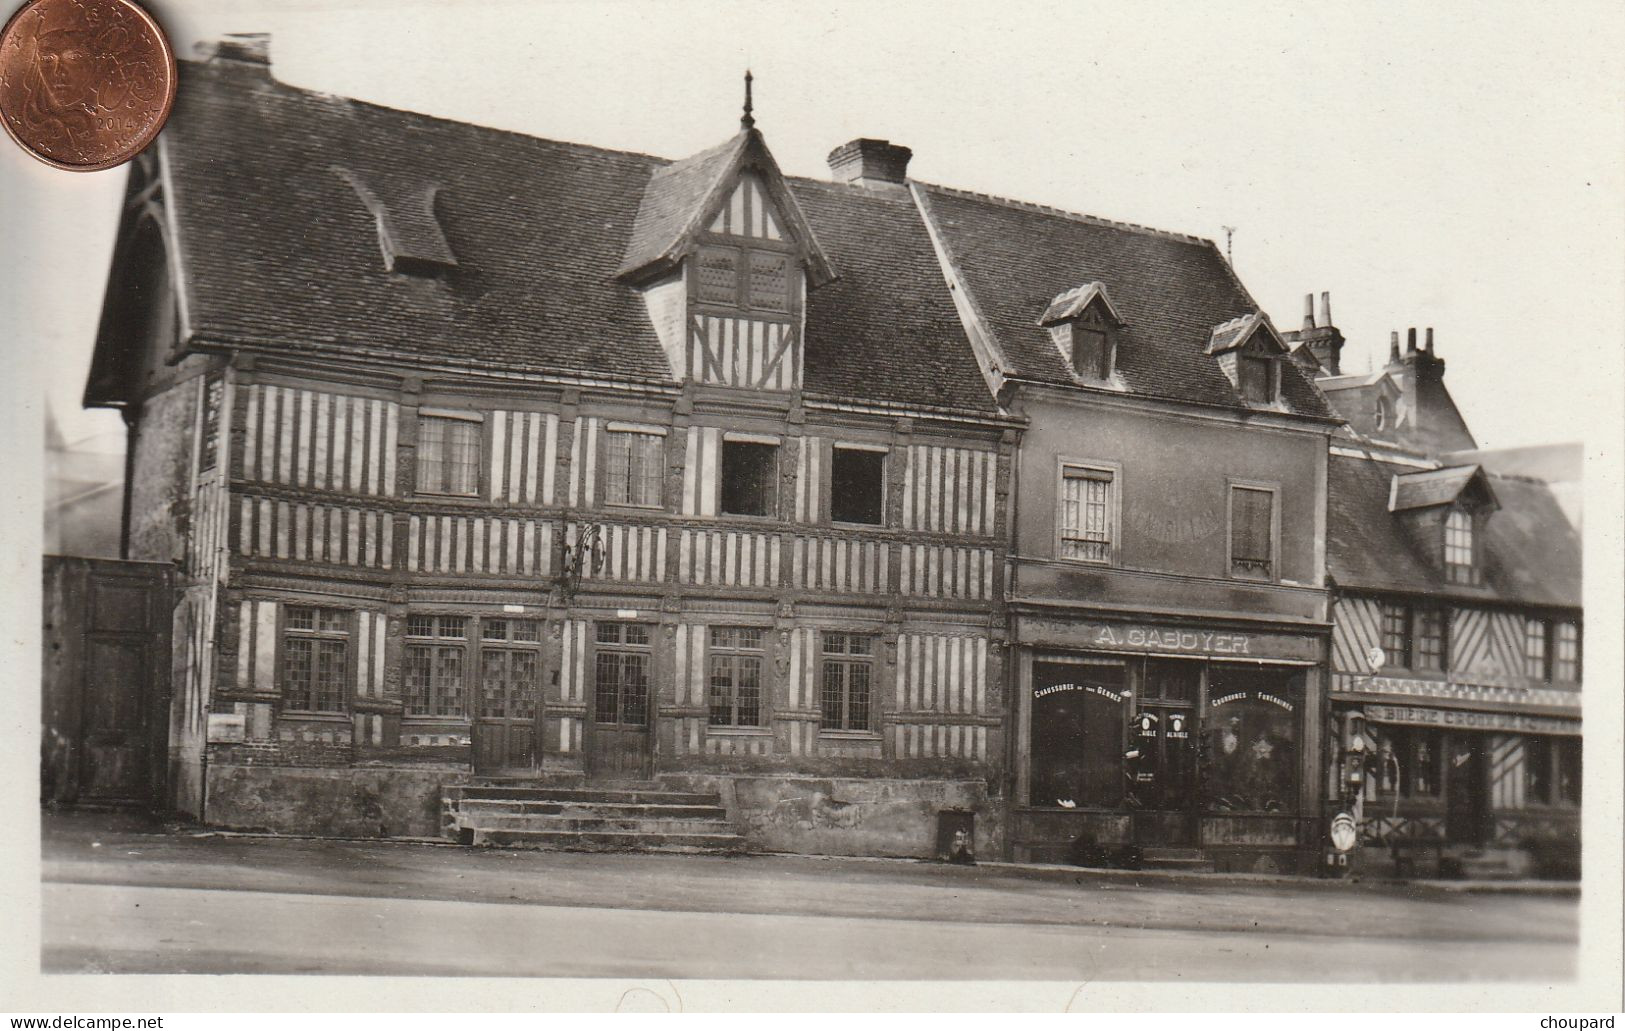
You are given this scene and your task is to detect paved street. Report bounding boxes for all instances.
[41,812,1577,981]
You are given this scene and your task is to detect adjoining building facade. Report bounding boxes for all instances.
[1292,316,1583,878]
[909,197,1339,873]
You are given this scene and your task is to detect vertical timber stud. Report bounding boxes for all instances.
[888,418,912,590]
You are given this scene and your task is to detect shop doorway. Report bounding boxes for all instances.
[473,648,540,773]
[1128,660,1200,846]
[1445,734,1490,845]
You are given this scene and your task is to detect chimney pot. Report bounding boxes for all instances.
[1407,328,1417,353]
[1425,327,1435,355]
[827,138,913,188]
[1302,294,1315,330]
[198,32,271,66]
[1389,331,1401,364]
[1319,291,1332,328]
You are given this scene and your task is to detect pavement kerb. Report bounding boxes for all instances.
[103,826,1580,898]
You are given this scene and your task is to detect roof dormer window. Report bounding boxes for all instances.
[1039,282,1124,383]
[1444,507,1476,583]
[1239,353,1278,404]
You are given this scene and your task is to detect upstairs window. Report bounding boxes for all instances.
[1524,617,1550,680]
[198,375,223,473]
[1413,606,1447,672]
[1380,602,1411,665]
[1059,465,1114,562]
[830,446,885,525]
[695,243,792,316]
[1228,485,1275,579]
[417,413,481,496]
[720,439,778,517]
[1239,354,1276,404]
[604,429,665,508]
[1444,509,1475,583]
[1071,325,1111,381]
[1553,621,1581,682]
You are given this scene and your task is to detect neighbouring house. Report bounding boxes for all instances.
[1288,303,1583,879]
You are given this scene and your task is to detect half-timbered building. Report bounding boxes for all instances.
[1296,318,1583,878]
[88,37,1016,855]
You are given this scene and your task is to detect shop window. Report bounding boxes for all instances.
[1524,617,1550,681]
[1228,485,1275,579]
[594,622,651,726]
[1059,465,1114,562]
[1413,607,1447,672]
[604,429,665,508]
[708,627,765,727]
[416,413,481,496]
[1553,621,1581,682]
[1525,736,1553,805]
[281,606,349,713]
[478,618,541,721]
[1385,726,1443,797]
[1557,738,1581,805]
[820,632,874,731]
[720,440,778,516]
[405,615,467,717]
[1380,602,1411,666]
[1029,661,1126,808]
[1201,668,1300,812]
[830,447,885,525]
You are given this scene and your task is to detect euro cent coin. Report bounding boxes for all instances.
[0,0,176,172]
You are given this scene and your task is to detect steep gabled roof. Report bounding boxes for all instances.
[913,184,1335,420]
[1038,281,1124,327]
[616,129,835,287]
[1389,464,1498,513]
[120,58,985,412]
[1328,449,1579,607]
[1205,311,1286,355]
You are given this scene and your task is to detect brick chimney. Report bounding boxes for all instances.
[196,32,272,71]
[1384,325,1476,454]
[827,139,913,190]
[1282,289,1344,377]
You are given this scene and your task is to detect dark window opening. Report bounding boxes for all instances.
[1029,660,1125,808]
[831,447,885,524]
[721,440,778,516]
[1525,736,1553,805]
[1375,726,1443,798]
[1072,326,1110,380]
[1240,355,1274,403]
[1557,738,1581,804]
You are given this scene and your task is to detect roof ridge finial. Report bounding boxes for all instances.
[741,69,755,131]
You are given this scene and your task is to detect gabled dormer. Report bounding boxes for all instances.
[618,104,834,392]
[1207,312,1288,407]
[1038,281,1125,385]
[1389,464,1500,585]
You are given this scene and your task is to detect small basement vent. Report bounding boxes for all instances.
[333,167,458,276]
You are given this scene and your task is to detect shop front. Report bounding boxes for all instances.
[1011,611,1328,874]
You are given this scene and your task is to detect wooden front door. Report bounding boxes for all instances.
[42,557,173,807]
[1128,661,1200,846]
[474,645,540,773]
[586,622,653,780]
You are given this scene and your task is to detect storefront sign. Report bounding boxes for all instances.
[1363,703,1581,737]
[1211,691,1295,712]
[1020,615,1323,664]
[1034,682,1124,704]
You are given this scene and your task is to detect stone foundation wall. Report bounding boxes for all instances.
[204,763,471,838]
[659,773,1001,859]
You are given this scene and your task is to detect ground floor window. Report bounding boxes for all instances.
[820,632,874,731]
[405,615,468,717]
[1372,725,1443,799]
[1201,666,1302,813]
[282,606,349,713]
[708,626,765,727]
[1029,660,1126,808]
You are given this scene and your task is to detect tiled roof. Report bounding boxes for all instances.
[1389,465,1496,512]
[914,185,1336,419]
[148,59,986,413]
[1327,451,1579,607]
[1038,281,1121,327]
[617,132,745,279]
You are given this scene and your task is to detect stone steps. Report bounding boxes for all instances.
[447,782,746,854]
[1138,847,1216,873]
